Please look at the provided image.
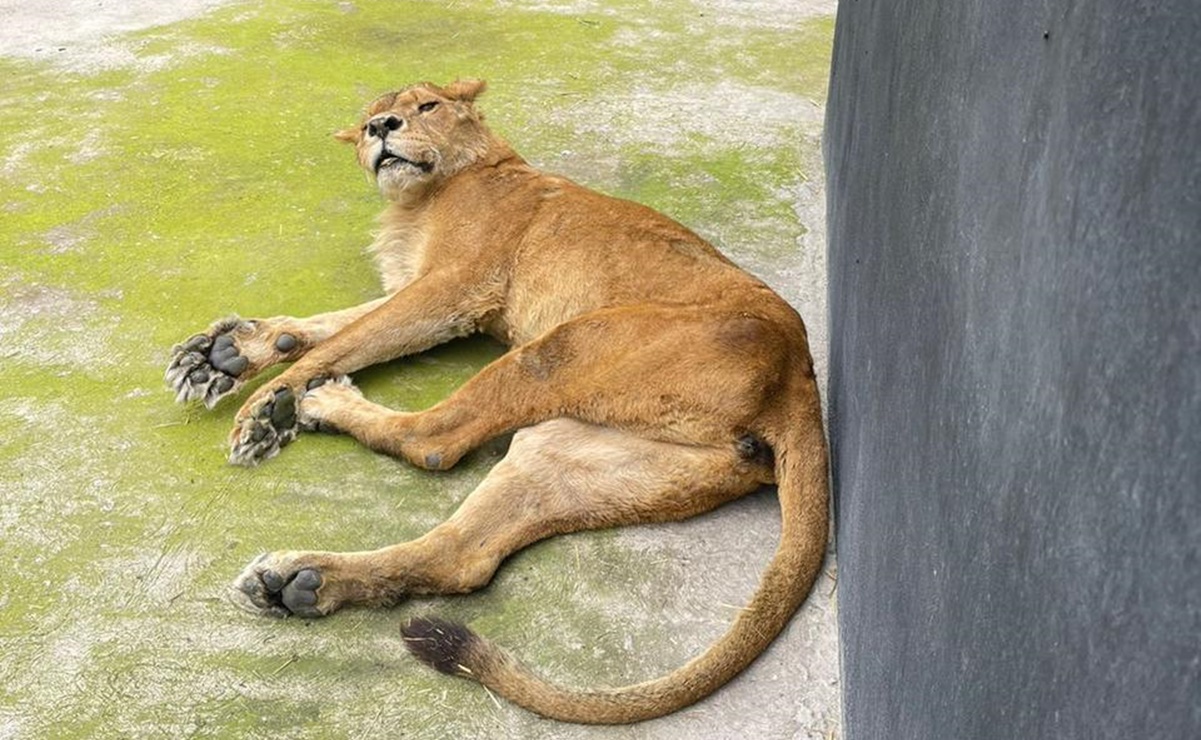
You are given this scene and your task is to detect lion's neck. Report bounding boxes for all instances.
[371,138,527,293]
[475,133,523,169]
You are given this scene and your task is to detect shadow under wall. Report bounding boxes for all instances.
[823,1,1201,738]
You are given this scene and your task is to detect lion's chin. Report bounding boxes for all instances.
[376,168,434,198]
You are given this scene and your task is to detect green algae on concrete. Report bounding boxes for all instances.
[0,1,837,737]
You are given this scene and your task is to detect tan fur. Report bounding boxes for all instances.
[186,79,829,723]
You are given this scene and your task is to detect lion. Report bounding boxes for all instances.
[165,79,829,724]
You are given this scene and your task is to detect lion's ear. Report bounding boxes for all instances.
[444,78,487,103]
[333,127,360,144]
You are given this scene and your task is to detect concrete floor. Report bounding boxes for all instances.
[0,1,839,737]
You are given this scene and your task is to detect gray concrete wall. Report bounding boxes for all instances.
[824,1,1201,738]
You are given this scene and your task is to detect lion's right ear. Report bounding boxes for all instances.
[333,127,360,144]
[444,78,487,103]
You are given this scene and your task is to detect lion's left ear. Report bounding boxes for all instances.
[333,127,359,144]
[444,78,487,103]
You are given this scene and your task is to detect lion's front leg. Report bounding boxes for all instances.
[166,298,389,408]
[224,271,493,466]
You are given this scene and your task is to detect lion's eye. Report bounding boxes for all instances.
[418,101,439,113]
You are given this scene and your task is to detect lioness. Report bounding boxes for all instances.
[166,79,828,724]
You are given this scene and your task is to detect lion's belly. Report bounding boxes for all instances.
[497,285,606,346]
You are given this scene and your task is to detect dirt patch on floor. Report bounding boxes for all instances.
[0,0,233,72]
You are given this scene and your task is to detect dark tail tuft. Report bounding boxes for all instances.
[401,617,481,677]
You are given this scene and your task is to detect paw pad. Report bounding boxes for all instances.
[274,333,298,352]
[229,387,299,466]
[231,557,326,618]
[165,318,251,408]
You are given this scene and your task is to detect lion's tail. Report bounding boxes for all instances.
[401,386,829,725]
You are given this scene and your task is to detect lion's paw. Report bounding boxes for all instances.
[166,318,253,408]
[297,375,361,433]
[230,553,331,619]
[228,386,299,466]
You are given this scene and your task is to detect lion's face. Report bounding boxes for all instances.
[336,79,490,199]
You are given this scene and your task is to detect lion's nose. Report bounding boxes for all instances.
[366,114,403,139]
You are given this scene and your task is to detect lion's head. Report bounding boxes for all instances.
[336,79,491,199]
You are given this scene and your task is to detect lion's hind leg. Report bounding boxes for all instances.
[230,418,772,618]
[298,305,795,474]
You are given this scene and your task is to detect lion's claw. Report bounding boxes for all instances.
[166,318,252,408]
[229,386,299,466]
